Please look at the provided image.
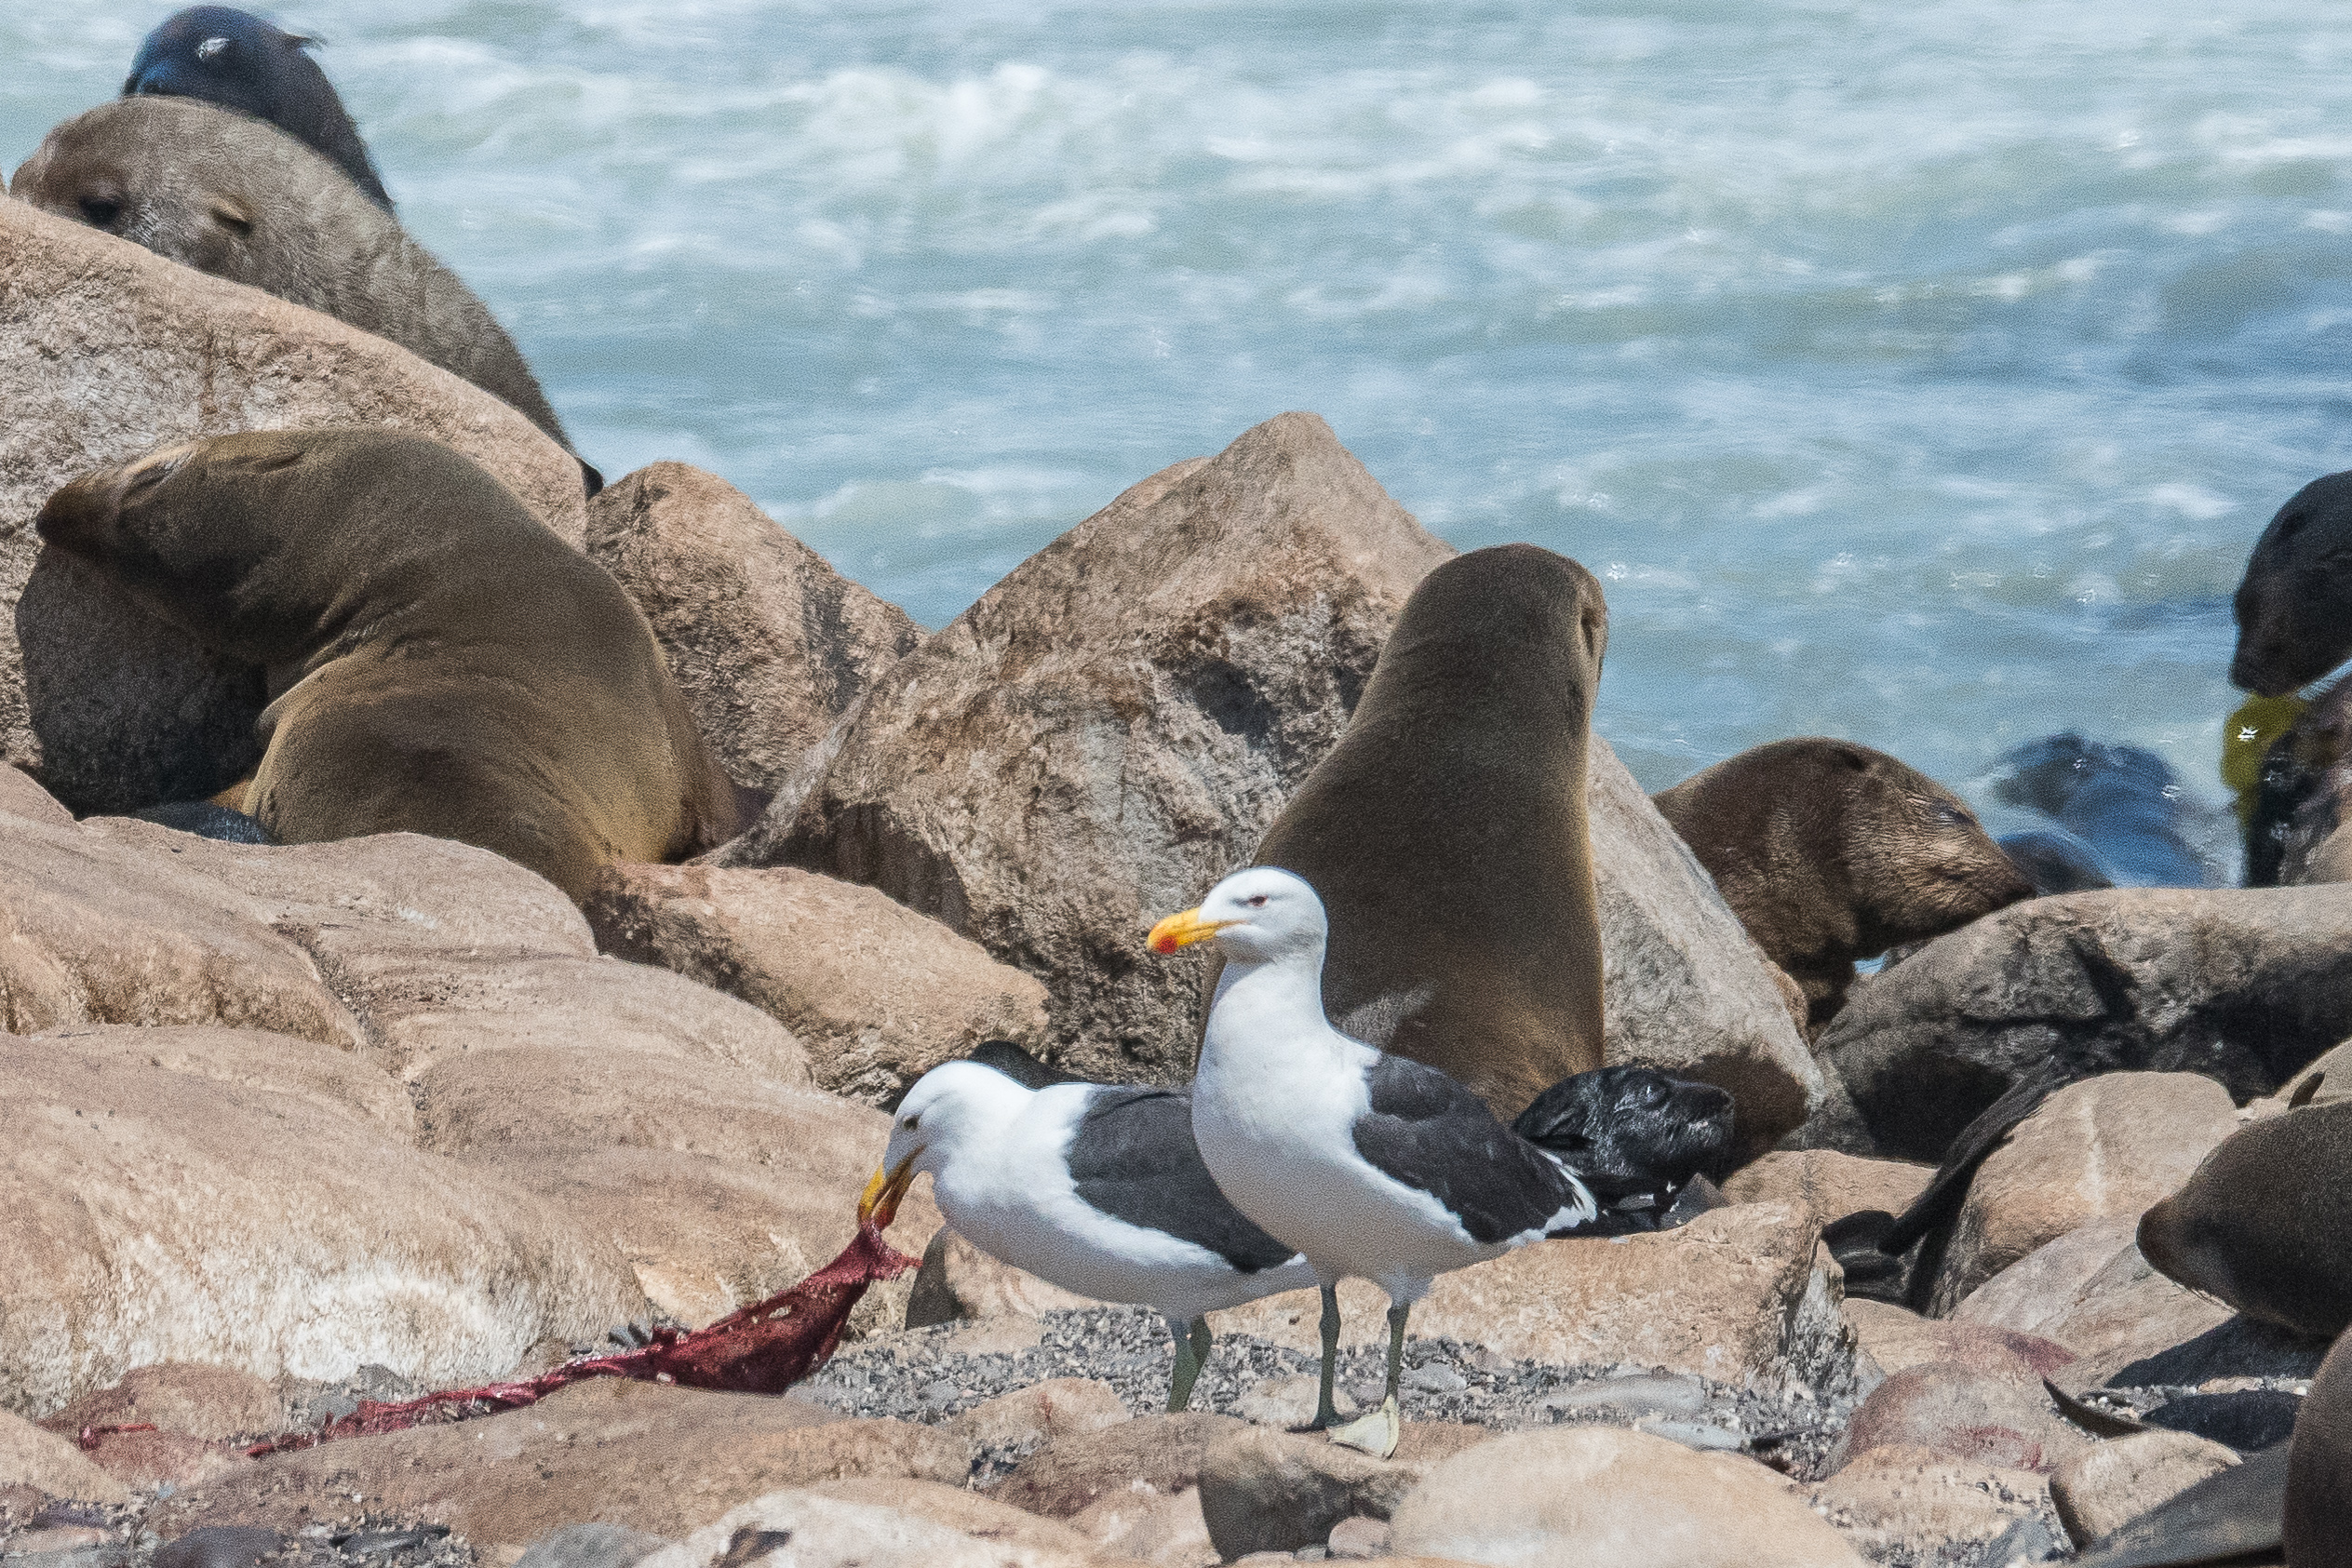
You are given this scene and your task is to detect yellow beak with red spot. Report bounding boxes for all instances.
[1147,906,1237,955]
[858,1150,921,1228]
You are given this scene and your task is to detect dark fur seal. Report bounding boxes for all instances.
[34,430,733,902]
[2288,1326,2352,1567]
[1510,1065,1734,1232]
[11,99,590,489]
[1992,731,2215,888]
[2137,1101,2352,1342]
[124,7,390,208]
[2233,469,2352,698]
[1652,739,2033,1035]
[1246,543,1608,1119]
[2246,677,2352,888]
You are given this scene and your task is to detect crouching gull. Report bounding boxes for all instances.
[1149,865,1599,1458]
[858,1060,1318,1411]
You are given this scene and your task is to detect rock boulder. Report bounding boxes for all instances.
[584,463,920,798]
[0,195,586,814]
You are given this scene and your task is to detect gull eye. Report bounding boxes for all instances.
[79,194,123,227]
[1245,894,1269,908]
[903,1113,920,1131]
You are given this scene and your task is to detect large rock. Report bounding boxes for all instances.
[1826,1360,2087,1474]
[2050,1430,2238,1547]
[37,1362,286,1443]
[584,462,921,797]
[1386,1427,1870,1567]
[1815,885,2352,1160]
[0,1038,646,1417]
[412,1044,940,1327]
[1723,1149,1934,1232]
[583,864,1050,1104]
[1195,1425,1485,1560]
[722,412,1455,1079]
[1839,1300,2074,1380]
[1585,743,1823,1152]
[1925,1073,2238,1312]
[0,1409,132,1504]
[152,1378,963,1548]
[1207,1203,1856,1392]
[635,1488,1100,1568]
[987,1414,1249,1518]
[0,194,586,814]
[1811,1446,2050,1559]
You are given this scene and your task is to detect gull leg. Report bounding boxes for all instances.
[1326,1299,1406,1459]
[1166,1314,1205,1413]
[1297,1282,1343,1431]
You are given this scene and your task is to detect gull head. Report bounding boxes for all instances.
[1147,865,1327,968]
[860,1060,1030,1226]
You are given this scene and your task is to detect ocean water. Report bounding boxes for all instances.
[7,2,2352,857]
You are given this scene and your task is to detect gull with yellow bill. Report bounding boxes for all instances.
[858,1059,1316,1412]
[1150,865,1600,1459]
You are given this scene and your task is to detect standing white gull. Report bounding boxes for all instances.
[859,1060,1318,1411]
[1149,865,1599,1457]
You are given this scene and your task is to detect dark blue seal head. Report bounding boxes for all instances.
[123,7,391,209]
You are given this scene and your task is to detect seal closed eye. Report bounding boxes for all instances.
[34,429,735,902]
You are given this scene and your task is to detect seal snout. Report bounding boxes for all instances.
[35,441,199,553]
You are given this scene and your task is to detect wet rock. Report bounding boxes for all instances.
[1722,1149,1935,1232]
[1813,885,2352,1161]
[1209,1203,1857,1392]
[1195,1425,1485,1560]
[722,412,1454,1080]
[583,864,1050,1105]
[1827,1361,2087,1474]
[2050,1430,2239,1547]
[906,1229,1102,1330]
[584,463,921,799]
[1812,1445,2051,1559]
[1388,1427,1869,1567]
[0,1411,130,1503]
[153,1379,961,1548]
[1925,1073,2238,1313]
[39,1363,285,1443]
[1586,744,1825,1154]
[0,195,585,814]
[986,1414,1247,1518]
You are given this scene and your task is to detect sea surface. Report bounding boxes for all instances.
[9,2,2352,859]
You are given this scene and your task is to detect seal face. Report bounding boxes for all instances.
[1244,543,1610,1119]
[2232,468,2352,698]
[34,429,733,901]
[1652,738,2033,1035]
[10,99,578,463]
[2137,1100,2352,1343]
[123,5,392,208]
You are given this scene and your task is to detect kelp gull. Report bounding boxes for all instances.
[1150,865,1599,1457]
[859,1060,1316,1410]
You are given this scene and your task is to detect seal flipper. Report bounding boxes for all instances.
[2066,1441,2287,1567]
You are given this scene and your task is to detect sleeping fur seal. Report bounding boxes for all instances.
[124,6,391,208]
[1244,543,1608,1119]
[2137,1100,2352,1342]
[34,429,734,901]
[1652,738,2033,1034]
[11,98,591,489]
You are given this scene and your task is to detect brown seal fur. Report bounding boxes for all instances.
[2288,1324,2352,1567]
[2248,676,2352,888]
[2138,1100,2352,1344]
[34,429,734,901]
[10,97,574,454]
[2232,467,2352,697]
[1652,739,2032,1035]
[1243,543,1608,1119]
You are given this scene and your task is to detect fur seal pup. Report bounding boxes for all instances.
[1509,1065,1734,1232]
[34,430,734,901]
[1992,731,2217,887]
[1652,739,2033,1035]
[124,6,391,209]
[2287,1325,2352,1567]
[1244,543,1608,1119]
[2233,469,2352,698]
[2137,1100,2352,1342]
[11,99,594,491]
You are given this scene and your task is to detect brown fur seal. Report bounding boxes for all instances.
[1243,543,1607,1119]
[10,98,582,474]
[34,429,734,901]
[1652,739,2033,1035]
[2138,1100,2352,1343]
[2288,1324,2352,1567]
[2233,468,2352,698]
